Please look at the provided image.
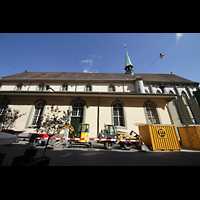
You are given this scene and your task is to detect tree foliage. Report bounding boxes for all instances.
[0,107,26,129]
[35,105,70,134]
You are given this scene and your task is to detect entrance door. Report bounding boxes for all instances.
[69,102,84,137]
[71,117,82,135]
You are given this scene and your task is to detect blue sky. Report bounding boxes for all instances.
[0,33,199,83]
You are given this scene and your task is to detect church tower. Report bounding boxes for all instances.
[124,46,134,75]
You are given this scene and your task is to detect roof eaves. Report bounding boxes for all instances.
[143,80,199,86]
[0,78,135,82]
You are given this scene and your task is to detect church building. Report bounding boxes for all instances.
[0,48,199,137]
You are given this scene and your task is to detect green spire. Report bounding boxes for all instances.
[125,47,133,67]
[124,46,134,75]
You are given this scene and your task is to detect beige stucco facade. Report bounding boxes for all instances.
[0,93,173,137]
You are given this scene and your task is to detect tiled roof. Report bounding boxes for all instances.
[0,72,137,81]
[136,73,199,84]
[0,72,199,85]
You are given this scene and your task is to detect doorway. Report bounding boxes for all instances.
[69,102,84,137]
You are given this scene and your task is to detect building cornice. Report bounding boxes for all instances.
[0,91,176,101]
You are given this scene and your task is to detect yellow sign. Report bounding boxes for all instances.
[157,128,167,138]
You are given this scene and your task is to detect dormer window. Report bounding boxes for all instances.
[85,84,92,92]
[109,84,115,92]
[62,84,68,91]
[38,83,45,91]
[16,83,23,91]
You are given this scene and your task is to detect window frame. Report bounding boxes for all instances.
[37,83,45,91]
[26,99,46,128]
[144,101,160,124]
[111,100,126,128]
[108,84,115,92]
[71,102,84,117]
[85,84,92,92]
[15,83,23,91]
[61,83,68,92]
[31,101,45,126]
[113,103,124,126]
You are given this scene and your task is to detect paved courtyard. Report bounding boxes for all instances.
[1,141,200,166]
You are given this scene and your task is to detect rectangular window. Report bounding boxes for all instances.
[144,102,160,124]
[113,103,124,126]
[31,102,45,126]
[146,107,157,124]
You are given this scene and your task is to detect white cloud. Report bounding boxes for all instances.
[176,33,184,42]
[83,68,92,73]
[81,59,93,66]
[81,54,100,73]
[83,67,99,73]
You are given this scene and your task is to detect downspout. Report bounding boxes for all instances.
[75,80,77,92]
[27,79,31,91]
[97,92,100,137]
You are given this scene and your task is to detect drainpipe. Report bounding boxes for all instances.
[75,80,77,92]
[27,79,31,91]
[97,92,100,137]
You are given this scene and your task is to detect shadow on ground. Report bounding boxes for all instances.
[1,142,200,166]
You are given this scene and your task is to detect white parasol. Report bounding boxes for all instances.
[0,132,17,145]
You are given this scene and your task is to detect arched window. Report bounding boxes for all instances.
[109,84,115,92]
[31,100,46,126]
[72,102,84,117]
[16,83,23,91]
[38,83,45,91]
[85,84,92,92]
[62,84,68,91]
[70,100,86,134]
[112,102,124,126]
[144,101,160,124]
